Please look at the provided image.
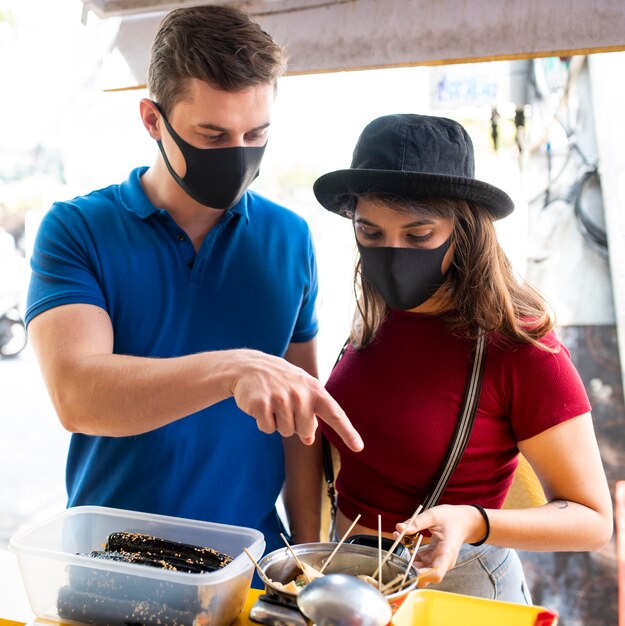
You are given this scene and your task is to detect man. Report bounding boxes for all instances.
[26,5,362,555]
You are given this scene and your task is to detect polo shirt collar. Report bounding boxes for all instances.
[229,193,250,222]
[119,167,156,219]
[121,166,250,223]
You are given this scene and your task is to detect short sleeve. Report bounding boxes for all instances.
[26,203,107,325]
[289,229,319,343]
[502,331,591,441]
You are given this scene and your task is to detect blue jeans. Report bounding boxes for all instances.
[427,543,532,604]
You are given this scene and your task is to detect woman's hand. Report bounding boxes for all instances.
[394,504,488,587]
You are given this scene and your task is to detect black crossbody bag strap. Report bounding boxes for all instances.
[421,332,487,509]
[322,435,337,535]
[322,333,487,525]
[323,339,350,539]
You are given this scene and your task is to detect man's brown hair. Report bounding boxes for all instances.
[148,4,287,114]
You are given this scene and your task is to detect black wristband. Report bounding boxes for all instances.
[468,504,490,546]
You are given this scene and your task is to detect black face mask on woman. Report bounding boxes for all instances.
[357,238,451,310]
[154,102,266,210]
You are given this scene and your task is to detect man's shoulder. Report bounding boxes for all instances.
[246,190,310,230]
[51,184,120,215]
[47,168,148,224]
[244,191,315,252]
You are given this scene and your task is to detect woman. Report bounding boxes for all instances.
[313,114,612,603]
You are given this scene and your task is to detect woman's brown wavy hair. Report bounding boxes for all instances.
[350,195,555,350]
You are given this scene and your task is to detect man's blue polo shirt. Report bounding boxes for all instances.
[26,167,318,555]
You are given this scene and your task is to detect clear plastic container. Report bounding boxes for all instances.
[391,589,558,626]
[9,505,265,626]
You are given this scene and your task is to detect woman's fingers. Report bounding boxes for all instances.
[412,546,456,587]
[393,506,465,588]
[415,566,444,587]
[395,510,431,537]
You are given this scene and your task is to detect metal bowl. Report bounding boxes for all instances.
[257,541,418,612]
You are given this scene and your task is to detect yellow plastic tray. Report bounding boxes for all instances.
[391,590,558,626]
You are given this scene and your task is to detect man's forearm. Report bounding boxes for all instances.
[282,436,323,543]
[281,339,324,542]
[29,306,363,449]
[44,350,246,436]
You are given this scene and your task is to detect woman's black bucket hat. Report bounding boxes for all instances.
[313,113,514,220]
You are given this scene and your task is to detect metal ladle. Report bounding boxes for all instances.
[297,573,392,626]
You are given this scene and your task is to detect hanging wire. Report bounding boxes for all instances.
[526,56,608,256]
[568,169,609,258]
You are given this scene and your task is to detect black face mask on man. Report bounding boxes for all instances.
[357,238,451,311]
[153,102,266,210]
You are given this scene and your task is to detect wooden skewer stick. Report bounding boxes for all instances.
[377,514,383,591]
[383,573,418,596]
[400,534,423,587]
[242,547,265,579]
[380,573,404,593]
[373,505,423,579]
[385,560,433,597]
[280,533,313,583]
[319,513,362,574]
